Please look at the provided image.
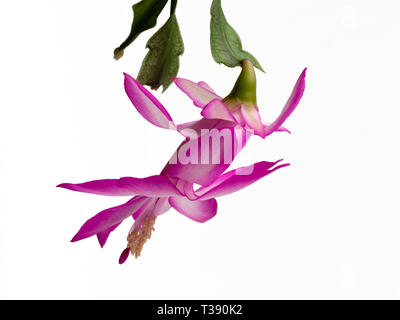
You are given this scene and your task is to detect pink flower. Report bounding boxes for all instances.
[58,62,306,263]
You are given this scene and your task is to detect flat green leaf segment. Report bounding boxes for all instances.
[114,0,168,59]
[137,14,184,91]
[210,0,264,72]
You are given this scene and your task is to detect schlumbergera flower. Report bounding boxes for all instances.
[58,60,306,263]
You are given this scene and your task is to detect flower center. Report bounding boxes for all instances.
[127,215,157,258]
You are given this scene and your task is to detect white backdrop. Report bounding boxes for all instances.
[1,0,400,299]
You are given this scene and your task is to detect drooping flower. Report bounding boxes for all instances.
[58,61,306,263]
[172,60,305,139]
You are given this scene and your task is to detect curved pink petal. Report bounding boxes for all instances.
[161,126,250,186]
[240,104,266,138]
[168,197,218,223]
[201,99,237,123]
[197,81,218,95]
[57,175,183,197]
[71,196,150,242]
[153,197,171,216]
[196,161,290,200]
[124,73,176,130]
[132,197,152,219]
[177,118,234,138]
[172,77,221,108]
[182,181,197,201]
[264,68,307,137]
[176,120,201,132]
[263,123,291,134]
[177,119,239,140]
[96,222,121,248]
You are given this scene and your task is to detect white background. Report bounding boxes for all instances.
[1,0,400,299]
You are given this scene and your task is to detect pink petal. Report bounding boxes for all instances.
[172,77,221,108]
[263,123,291,134]
[119,248,130,264]
[132,197,151,219]
[177,118,232,138]
[240,104,266,138]
[168,197,218,223]
[196,161,290,200]
[96,222,121,248]
[182,181,197,201]
[201,99,237,123]
[161,126,250,186]
[176,120,201,132]
[197,81,218,95]
[153,197,171,216]
[71,196,150,242]
[264,68,307,137]
[57,175,183,197]
[124,73,176,130]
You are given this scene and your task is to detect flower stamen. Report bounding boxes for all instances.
[127,216,156,258]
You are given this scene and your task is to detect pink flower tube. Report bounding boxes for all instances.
[58,61,307,263]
